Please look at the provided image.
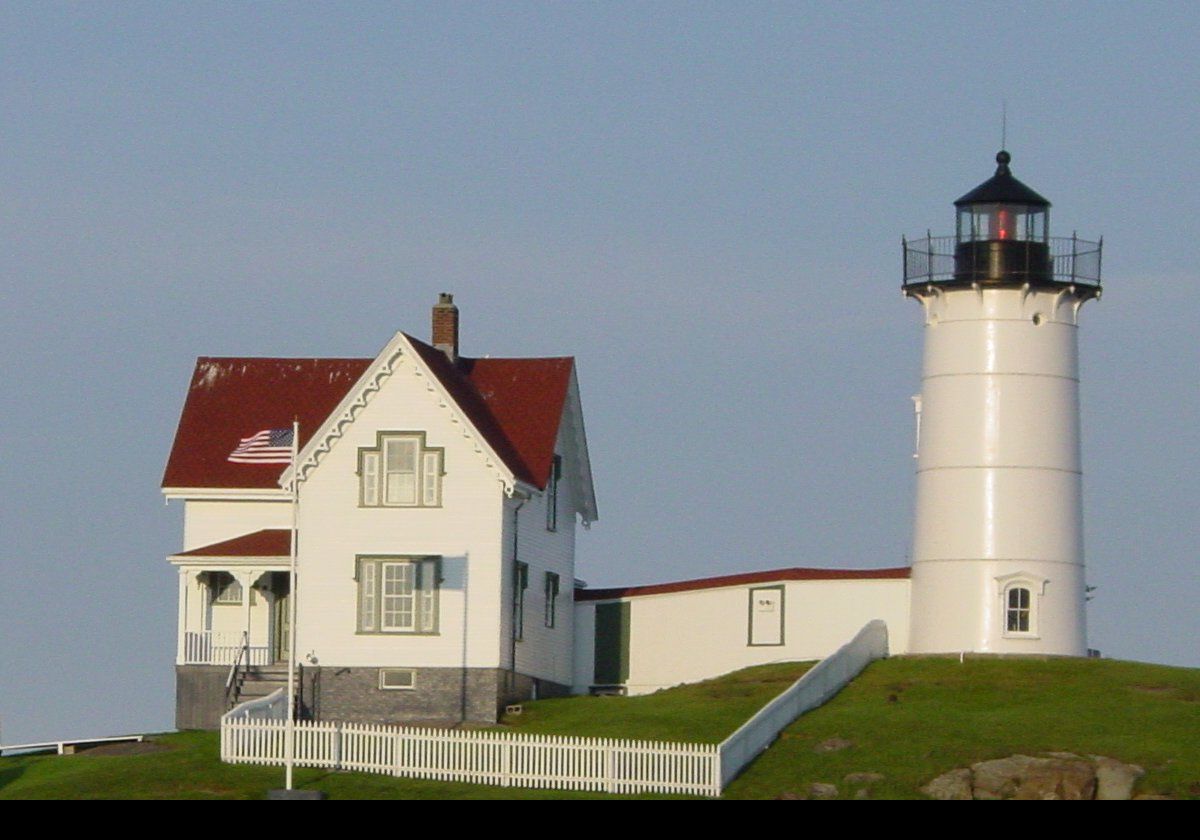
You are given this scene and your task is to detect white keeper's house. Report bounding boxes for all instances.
[164,151,1102,729]
[164,294,598,728]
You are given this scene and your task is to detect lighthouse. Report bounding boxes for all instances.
[903,151,1103,656]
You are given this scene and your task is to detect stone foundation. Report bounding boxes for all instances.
[177,664,570,729]
[175,665,229,730]
[300,667,570,725]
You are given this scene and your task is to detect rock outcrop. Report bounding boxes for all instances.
[922,753,1146,800]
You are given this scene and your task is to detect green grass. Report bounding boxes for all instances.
[725,657,1200,799]
[2,657,1196,799]
[502,661,814,743]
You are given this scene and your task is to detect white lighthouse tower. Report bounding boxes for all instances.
[903,151,1103,656]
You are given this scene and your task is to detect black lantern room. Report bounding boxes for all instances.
[902,151,1102,294]
[953,150,1051,285]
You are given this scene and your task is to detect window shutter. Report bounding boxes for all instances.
[418,559,437,632]
[362,451,380,506]
[546,454,562,531]
[544,572,559,628]
[422,451,441,506]
[359,562,377,632]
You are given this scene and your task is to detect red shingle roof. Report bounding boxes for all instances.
[162,335,573,491]
[162,357,372,489]
[575,566,911,601]
[174,529,292,557]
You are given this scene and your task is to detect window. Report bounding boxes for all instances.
[996,573,1044,639]
[747,586,784,646]
[544,572,560,628]
[210,572,243,606]
[379,669,417,691]
[513,561,529,641]
[1006,586,1032,634]
[357,557,440,634]
[546,454,562,531]
[359,432,443,507]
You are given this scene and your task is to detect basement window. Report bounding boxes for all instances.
[379,669,417,691]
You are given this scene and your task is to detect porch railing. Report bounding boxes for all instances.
[184,630,271,666]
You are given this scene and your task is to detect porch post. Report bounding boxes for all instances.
[176,568,189,665]
[238,569,257,651]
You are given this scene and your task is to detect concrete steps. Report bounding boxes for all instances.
[229,665,291,706]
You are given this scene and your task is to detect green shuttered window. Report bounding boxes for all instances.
[359,432,443,508]
[357,557,440,634]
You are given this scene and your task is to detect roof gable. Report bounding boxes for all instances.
[284,333,574,493]
[407,338,573,489]
[165,336,585,497]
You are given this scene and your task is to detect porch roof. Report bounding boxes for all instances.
[173,529,291,559]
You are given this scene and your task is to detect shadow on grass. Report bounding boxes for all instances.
[0,765,25,792]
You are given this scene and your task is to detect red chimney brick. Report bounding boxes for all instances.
[432,293,459,360]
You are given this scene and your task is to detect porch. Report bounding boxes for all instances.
[170,529,293,667]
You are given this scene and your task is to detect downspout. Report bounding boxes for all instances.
[509,497,525,679]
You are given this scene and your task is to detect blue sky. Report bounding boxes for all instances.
[2,3,1198,743]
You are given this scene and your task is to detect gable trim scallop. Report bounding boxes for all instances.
[277,332,522,496]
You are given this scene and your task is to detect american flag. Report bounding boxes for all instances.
[227,428,294,464]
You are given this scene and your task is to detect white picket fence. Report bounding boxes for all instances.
[222,717,720,796]
[219,620,889,797]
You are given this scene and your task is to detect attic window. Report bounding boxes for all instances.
[359,432,443,508]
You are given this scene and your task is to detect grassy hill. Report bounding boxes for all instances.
[2,657,1196,799]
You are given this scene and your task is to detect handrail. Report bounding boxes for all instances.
[1,734,144,757]
[224,630,250,697]
[223,687,288,722]
[901,234,1102,288]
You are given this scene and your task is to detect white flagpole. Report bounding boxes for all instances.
[285,419,299,790]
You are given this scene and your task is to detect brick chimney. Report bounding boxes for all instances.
[432,293,459,360]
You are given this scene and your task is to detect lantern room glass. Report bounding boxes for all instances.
[957,204,1047,244]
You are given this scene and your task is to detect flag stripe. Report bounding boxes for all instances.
[228,428,294,464]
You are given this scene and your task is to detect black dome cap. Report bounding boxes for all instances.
[954,150,1051,208]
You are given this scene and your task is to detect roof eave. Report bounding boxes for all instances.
[168,555,290,566]
[161,486,293,502]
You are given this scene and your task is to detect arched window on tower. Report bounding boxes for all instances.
[996,573,1046,639]
[1006,586,1032,634]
